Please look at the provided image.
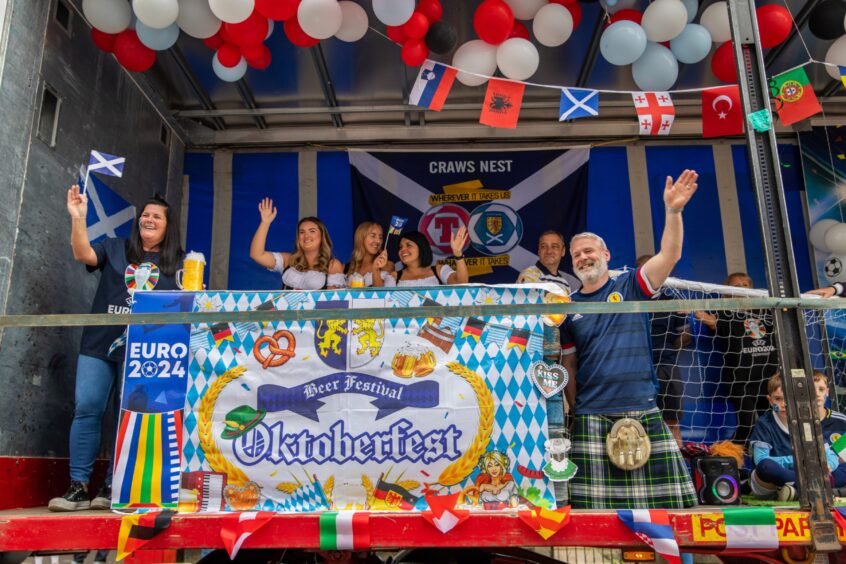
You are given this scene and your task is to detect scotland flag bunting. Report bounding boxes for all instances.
[558,88,599,121]
[409,60,458,112]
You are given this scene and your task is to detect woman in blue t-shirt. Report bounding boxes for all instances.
[49,185,183,512]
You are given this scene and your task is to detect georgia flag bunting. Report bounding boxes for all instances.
[632,91,675,136]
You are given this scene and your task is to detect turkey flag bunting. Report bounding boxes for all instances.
[701,85,743,138]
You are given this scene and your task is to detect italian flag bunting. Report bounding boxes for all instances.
[723,507,778,549]
[319,511,371,551]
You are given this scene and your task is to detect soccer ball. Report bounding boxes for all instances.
[467,203,523,256]
[824,254,846,283]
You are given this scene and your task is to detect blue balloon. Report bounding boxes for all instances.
[680,0,698,22]
[632,42,679,90]
[600,21,647,66]
[670,24,711,63]
[212,54,247,82]
[136,20,179,51]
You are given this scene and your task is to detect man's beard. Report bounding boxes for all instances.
[575,256,608,285]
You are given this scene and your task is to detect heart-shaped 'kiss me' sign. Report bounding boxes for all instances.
[224,481,261,511]
[528,361,569,398]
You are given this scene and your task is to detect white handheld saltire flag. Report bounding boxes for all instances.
[722,507,779,549]
[632,91,675,136]
[409,59,458,112]
[617,509,680,564]
[832,432,846,462]
[88,150,126,177]
[559,88,599,121]
[220,511,274,559]
[422,492,470,534]
[319,511,371,550]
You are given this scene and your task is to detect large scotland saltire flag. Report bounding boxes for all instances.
[77,167,135,244]
[349,149,589,283]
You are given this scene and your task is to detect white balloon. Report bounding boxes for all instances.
[824,253,846,283]
[496,38,539,80]
[212,52,248,81]
[132,0,178,29]
[177,0,221,39]
[335,0,368,42]
[825,223,846,254]
[700,1,730,43]
[642,0,688,42]
[372,0,415,26]
[82,0,132,33]
[136,20,179,50]
[825,36,846,80]
[504,0,548,20]
[810,219,840,252]
[208,0,255,24]
[298,0,343,39]
[532,3,573,47]
[452,39,498,86]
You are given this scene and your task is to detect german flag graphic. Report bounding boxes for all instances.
[461,317,486,340]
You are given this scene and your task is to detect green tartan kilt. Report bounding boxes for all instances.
[569,408,698,509]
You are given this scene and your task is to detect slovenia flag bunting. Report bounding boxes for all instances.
[617,509,680,564]
[319,511,371,550]
[722,507,779,549]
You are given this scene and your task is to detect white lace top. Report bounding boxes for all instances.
[347,270,397,288]
[395,264,455,287]
[271,252,346,290]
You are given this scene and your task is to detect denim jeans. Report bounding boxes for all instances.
[69,354,120,484]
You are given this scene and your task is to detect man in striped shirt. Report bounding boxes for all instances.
[517,231,581,294]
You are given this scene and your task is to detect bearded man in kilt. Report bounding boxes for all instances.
[560,170,699,509]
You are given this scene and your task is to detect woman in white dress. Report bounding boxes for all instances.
[345,222,395,287]
[388,228,470,287]
[249,197,345,290]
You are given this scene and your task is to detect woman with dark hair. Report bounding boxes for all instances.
[249,197,345,289]
[389,228,470,286]
[49,185,184,512]
[346,222,395,287]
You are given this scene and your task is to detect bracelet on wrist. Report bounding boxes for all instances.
[453,255,464,261]
[666,207,683,214]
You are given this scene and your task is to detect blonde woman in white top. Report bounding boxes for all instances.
[249,197,345,290]
[389,229,470,287]
[345,222,396,287]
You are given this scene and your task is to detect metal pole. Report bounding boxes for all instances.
[728,0,840,552]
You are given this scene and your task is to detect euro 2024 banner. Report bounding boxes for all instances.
[112,286,558,512]
[350,149,589,284]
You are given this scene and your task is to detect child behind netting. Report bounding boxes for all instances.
[749,371,843,501]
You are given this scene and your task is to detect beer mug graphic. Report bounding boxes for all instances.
[178,251,206,291]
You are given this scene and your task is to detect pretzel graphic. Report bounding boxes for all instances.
[253,330,296,368]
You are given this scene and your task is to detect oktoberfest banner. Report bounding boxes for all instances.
[349,149,589,283]
[114,286,556,512]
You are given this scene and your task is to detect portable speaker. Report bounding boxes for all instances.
[693,456,741,505]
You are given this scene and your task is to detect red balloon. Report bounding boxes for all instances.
[403,11,430,40]
[401,38,429,66]
[217,44,242,67]
[225,12,269,46]
[203,33,225,50]
[284,17,319,47]
[256,0,300,21]
[711,41,737,83]
[386,25,408,44]
[607,9,642,26]
[243,44,272,69]
[548,0,578,5]
[417,0,443,23]
[757,4,792,48]
[114,30,155,72]
[508,20,530,39]
[474,0,514,45]
[91,28,117,53]
[566,2,582,29]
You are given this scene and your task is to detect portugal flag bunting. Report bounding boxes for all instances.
[701,85,743,138]
[480,79,525,129]
[770,67,821,126]
[832,432,846,462]
[319,511,371,551]
[116,509,174,561]
[220,511,274,560]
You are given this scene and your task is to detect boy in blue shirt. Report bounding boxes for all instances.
[749,371,843,500]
